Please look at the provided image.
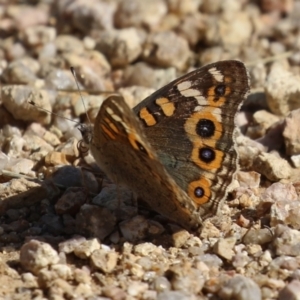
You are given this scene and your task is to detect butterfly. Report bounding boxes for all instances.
[79,60,250,229]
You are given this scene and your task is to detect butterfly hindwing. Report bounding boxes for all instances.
[90,95,201,228]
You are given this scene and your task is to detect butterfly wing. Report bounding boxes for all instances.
[90,95,202,229]
[133,60,250,219]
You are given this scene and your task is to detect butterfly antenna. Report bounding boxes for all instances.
[28,100,80,125]
[70,66,92,126]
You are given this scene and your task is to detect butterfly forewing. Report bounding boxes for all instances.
[133,60,250,219]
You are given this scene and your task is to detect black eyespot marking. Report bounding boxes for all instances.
[196,119,215,138]
[199,147,215,163]
[215,84,226,96]
[194,187,204,198]
[136,141,148,155]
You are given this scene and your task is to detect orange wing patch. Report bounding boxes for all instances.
[155,97,175,117]
[139,107,157,126]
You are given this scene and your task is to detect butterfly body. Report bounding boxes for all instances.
[80,60,250,229]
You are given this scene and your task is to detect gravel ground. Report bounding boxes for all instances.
[1,0,300,299]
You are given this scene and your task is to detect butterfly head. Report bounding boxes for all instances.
[77,123,93,155]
